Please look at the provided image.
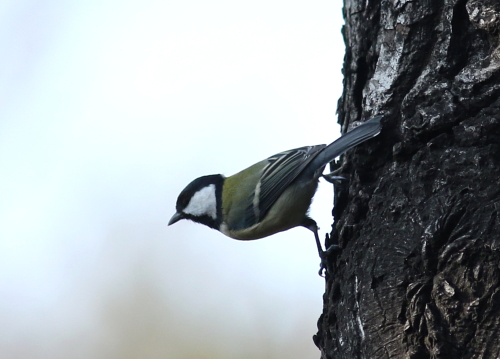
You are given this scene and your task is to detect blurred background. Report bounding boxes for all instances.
[0,0,344,358]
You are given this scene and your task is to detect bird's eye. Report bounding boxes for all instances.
[176,191,191,210]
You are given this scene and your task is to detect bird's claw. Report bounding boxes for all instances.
[322,174,346,184]
[325,243,340,255]
[322,170,348,184]
[318,252,327,277]
[318,243,340,277]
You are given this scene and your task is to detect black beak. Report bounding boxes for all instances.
[168,212,184,226]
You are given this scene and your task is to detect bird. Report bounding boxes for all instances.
[168,116,382,274]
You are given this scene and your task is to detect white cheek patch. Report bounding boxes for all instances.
[183,184,217,219]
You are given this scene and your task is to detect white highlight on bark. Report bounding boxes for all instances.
[355,275,366,341]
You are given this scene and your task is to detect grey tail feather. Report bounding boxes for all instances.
[301,116,382,179]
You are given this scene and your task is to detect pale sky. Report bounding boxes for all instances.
[0,1,345,358]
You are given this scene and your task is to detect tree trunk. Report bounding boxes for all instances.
[314,0,500,358]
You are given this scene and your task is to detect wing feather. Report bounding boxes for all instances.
[246,145,325,225]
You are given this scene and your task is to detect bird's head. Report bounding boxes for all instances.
[169,174,224,230]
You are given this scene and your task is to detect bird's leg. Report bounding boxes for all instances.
[313,229,328,277]
[301,217,328,276]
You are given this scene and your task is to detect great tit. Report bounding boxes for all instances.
[169,116,382,273]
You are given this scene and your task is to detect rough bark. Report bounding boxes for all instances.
[314,0,500,358]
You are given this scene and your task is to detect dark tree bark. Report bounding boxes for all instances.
[314,0,500,358]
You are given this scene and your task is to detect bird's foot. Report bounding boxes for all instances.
[322,173,347,184]
[325,243,340,256]
[318,252,327,277]
[318,235,340,277]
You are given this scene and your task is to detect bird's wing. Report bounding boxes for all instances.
[228,116,383,231]
[249,144,326,224]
